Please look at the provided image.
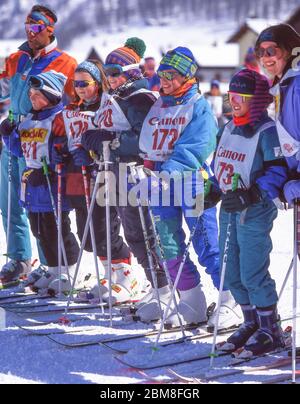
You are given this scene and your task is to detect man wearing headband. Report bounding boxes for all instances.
[0,4,77,286]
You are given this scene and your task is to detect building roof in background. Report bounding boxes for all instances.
[227,18,281,43]
[286,6,300,26]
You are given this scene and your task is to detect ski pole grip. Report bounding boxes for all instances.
[232,173,240,192]
[41,157,49,176]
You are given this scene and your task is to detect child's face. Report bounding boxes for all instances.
[107,74,127,91]
[29,88,50,111]
[229,93,252,117]
[159,70,186,95]
[74,71,99,101]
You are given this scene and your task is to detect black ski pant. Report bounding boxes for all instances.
[29,211,79,267]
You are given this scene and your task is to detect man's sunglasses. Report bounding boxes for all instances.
[255,46,282,59]
[73,80,96,88]
[157,70,180,81]
[25,23,47,35]
[103,63,140,78]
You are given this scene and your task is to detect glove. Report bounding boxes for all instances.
[221,185,262,213]
[81,129,116,155]
[22,168,49,187]
[283,180,300,205]
[51,138,70,165]
[71,147,93,167]
[204,180,222,210]
[0,118,16,137]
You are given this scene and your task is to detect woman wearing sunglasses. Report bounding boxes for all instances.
[215,69,289,359]
[138,47,220,327]
[80,38,166,310]
[255,24,300,207]
[50,60,137,305]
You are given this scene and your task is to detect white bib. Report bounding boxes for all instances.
[139,94,200,161]
[63,109,96,152]
[19,114,55,169]
[215,121,276,193]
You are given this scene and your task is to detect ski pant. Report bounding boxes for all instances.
[0,146,47,264]
[75,201,130,260]
[113,164,168,289]
[219,196,278,308]
[28,211,79,267]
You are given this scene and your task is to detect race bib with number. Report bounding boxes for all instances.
[19,113,55,169]
[139,94,200,162]
[63,109,96,152]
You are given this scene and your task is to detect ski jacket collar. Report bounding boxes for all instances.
[19,37,58,59]
[31,102,63,121]
[110,77,149,98]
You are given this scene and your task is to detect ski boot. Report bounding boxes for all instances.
[165,283,208,328]
[135,285,172,323]
[207,290,243,332]
[0,259,31,288]
[217,305,259,352]
[102,257,140,305]
[237,307,286,359]
[22,265,48,288]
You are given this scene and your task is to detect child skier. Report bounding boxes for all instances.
[1,71,79,294]
[51,60,137,304]
[214,69,288,358]
[137,46,219,326]
[80,38,167,306]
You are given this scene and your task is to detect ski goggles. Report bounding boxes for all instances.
[73,80,96,88]
[255,46,282,59]
[25,23,47,35]
[228,92,254,104]
[104,63,140,78]
[29,76,62,98]
[157,70,180,81]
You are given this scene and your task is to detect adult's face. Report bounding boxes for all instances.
[25,22,52,52]
[256,41,289,79]
[144,59,156,78]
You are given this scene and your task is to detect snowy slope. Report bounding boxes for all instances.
[0,208,299,384]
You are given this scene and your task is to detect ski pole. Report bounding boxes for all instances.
[5,111,14,264]
[133,164,186,339]
[278,258,294,302]
[81,165,105,314]
[103,141,113,328]
[64,158,105,316]
[153,174,205,348]
[41,157,70,285]
[292,199,299,383]
[210,173,240,368]
[56,163,63,298]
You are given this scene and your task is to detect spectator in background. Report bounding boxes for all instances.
[144,57,160,91]
[244,47,261,73]
[205,80,226,127]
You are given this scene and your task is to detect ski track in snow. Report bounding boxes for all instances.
[0,207,299,384]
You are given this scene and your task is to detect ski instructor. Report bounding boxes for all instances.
[0,4,77,285]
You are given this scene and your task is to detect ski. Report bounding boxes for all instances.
[100,325,238,354]
[167,356,300,384]
[5,302,106,315]
[47,323,202,348]
[261,370,300,384]
[0,294,44,306]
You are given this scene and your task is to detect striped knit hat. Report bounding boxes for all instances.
[105,37,146,79]
[229,69,273,126]
[158,47,198,79]
[29,70,67,104]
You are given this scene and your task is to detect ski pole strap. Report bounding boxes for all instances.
[232,173,240,192]
[41,157,49,176]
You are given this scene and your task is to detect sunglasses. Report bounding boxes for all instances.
[255,46,282,59]
[25,23,47,35]
[228,92,253,104]
[157,70,179,81]
[73,80,96,88]
[104,63,140,78]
